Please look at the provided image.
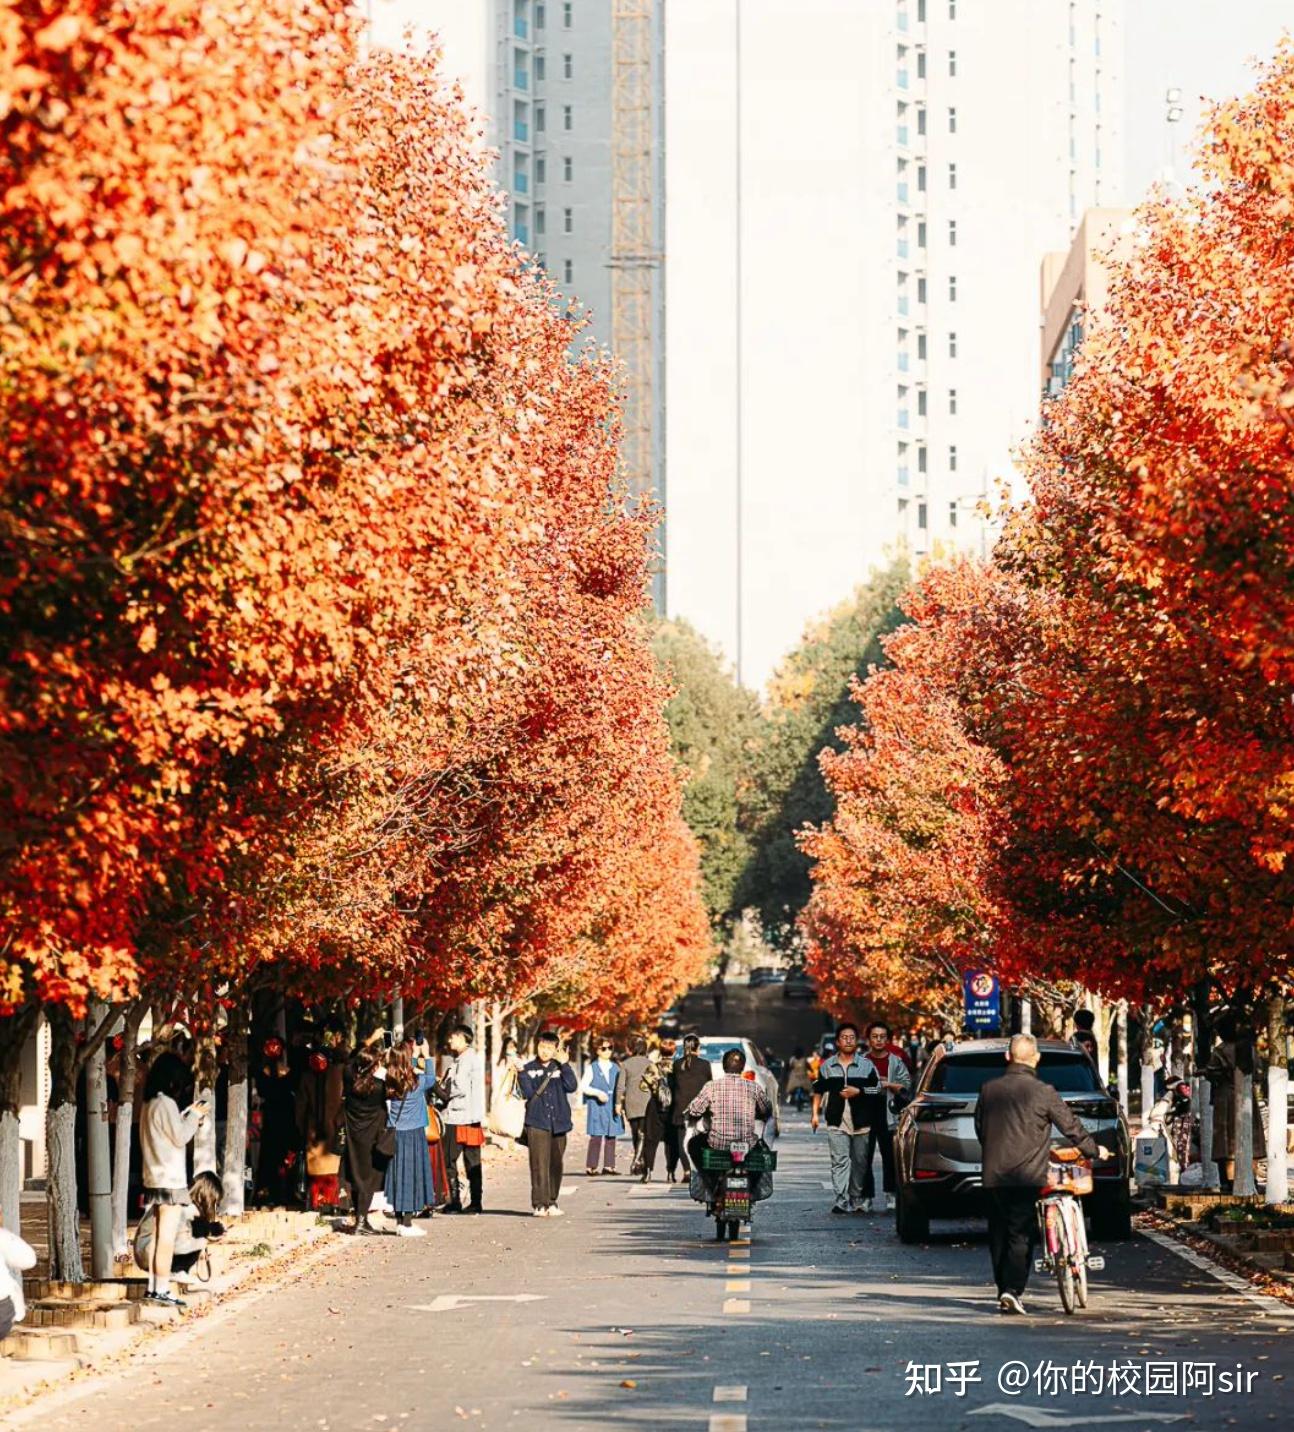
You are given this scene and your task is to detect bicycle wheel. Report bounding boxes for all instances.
[1048,1202,1077,1314]
[1071,1201,1089,1309]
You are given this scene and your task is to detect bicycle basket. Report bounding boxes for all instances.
[1043,1158,1093,1196]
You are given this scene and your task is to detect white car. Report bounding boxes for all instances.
[694,1036,781,1139]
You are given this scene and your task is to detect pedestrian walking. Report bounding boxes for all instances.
[711,975,725,1022]
[0,1210,36,1343]
[341,1030,388,1235]
[858,1021,911,1212]
[669,1034,710,1181]
[811,1024,873,1214]
[140,1050,209,1308]
[580,1037,625,1174]
[519,1031,578,1216]
[488,1035,527,1142]
[635,1045,671,1182]
[439,1025,486,1213]
[658,1037,686,1180]
[619,1036,651,1169]
[383,1043,438,1237]
[785,1048,812,1111]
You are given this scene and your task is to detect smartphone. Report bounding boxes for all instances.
[381,1030,394,1050]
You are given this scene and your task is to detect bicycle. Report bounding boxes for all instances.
[1034,1146,1106,1314]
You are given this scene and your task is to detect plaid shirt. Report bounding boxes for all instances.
[685,1073,772,1149]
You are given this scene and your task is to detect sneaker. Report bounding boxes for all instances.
[547,1204,566,1217]
[998,1292,1026,1316]
[533,1207,550,1217]
[830,1204,850,1215]
[395,1222,427,1238]
[883,1194,896,1213]
[857,1198,874,1214]
[146,1291,187,1310]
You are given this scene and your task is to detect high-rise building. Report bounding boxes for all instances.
[368,1,666,603]
[1041,207,1134,398]
[665,0,1125,687]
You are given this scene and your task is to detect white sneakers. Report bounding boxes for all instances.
[547,1204,566,1217]
[883,1194,896,1213]
[998,1292,1026,1315]
[533,1207,549,1217]
[395,1222,427,1238]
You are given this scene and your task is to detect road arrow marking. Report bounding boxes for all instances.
[968,1404,1185,1427]
[410,1294,548,1313]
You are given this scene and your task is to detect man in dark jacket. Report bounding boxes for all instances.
[670,1035,710,1180]
[974,1035,1106,1314]
[518,1032,579,1218]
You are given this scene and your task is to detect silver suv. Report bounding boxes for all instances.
[893,1039,1132,1243]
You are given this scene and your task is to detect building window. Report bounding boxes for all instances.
[917,388,928,417]
[563,206,573,234]
[918,220,927,248]
[948,0,956,16]
[564,155,573,181]
[917,106,927,137]
[535,104,546,132]
[536,155,546,183]
[917,163,927,192]
[898,497,910,518]
[918,444,928,474]
[917,331,927,360]
[898,441,910,486]
[918,275,927,304]
[563,104,573,130]
[917,49,926,80]
[949,444,958,472]
[948,161,957,189]
[949,388,957,415]
[535,54,545,81]
[948,105,957,133]
[563,0,572,26]
[948,218,957,247]
[563,52,573,79]
[514,48,529,89]
[948,49,957,77]
[918,0,926,19]
[563,258,574,283]
[949,274,957,301]
[918,501,928,530]
[949,501,958,527]
[949,331,957,358]
[536,207,546,235]
[536,3,545,28]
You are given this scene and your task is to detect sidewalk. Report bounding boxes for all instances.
[1150,1187,1294,1304]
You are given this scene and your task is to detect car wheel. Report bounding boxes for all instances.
[1089,1192,1132,1241]
[895,1187,929,1244]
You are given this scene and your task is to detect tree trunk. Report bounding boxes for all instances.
[1139,1003,1156,1130]
[112,1004,145,1258]
[222,1002,249,1217]
[0,1007,39,1236]
[45,1007,84,1282]
[1197,1076,1219,1189]
[392,996,405,1042]
[1265,997,1289,1206]
[1233,1014,1258,1198]
[84,1001,114,1279]
[1019,998,1032,1036]
[1115,1000,1129,1115]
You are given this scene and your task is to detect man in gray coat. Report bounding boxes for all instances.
[618,1037,652,1173]
[441,1025,486,1213]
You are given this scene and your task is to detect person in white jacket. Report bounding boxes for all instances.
[140,1051,207,1309]
[0,1213,37,1341]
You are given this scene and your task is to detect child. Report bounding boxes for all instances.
[134,1169,226,1289]
[0,1211,37,1342]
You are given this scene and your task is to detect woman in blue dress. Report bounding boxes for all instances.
[579,1038,625,1175]
[383,1043,437,1235]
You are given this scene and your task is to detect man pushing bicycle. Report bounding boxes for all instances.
[974,1034,1111,1315]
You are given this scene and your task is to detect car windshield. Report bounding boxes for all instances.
[925,1052,1102,1095]
[698,1040,748,1066]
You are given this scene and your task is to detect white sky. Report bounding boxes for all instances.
[1124,0,1292,199]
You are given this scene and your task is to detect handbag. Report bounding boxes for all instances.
[374,1091,410,1163]
[488,1068,527,1140]
[425,1103,443,1145]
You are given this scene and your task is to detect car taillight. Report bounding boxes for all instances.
[913,1169,946,1180]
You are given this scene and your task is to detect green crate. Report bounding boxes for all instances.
[698,1145,778,1173]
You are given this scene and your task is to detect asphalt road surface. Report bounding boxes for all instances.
[26,1116,1294,1432]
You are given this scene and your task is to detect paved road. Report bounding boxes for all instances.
[28,1117,1294,1431]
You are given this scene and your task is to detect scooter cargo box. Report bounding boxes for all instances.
[699,1144,778,1173]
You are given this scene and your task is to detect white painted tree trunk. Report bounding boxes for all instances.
[84,1025,114,1280]
[1267,1062,1289,1206]
[223,1075,248,1217]
[0,1110,21,1238]
[1116,1001,1129,1116]
[193,1084,218,1174]
[1140,1065,1156,1132]
[1233,1066,1257,1197]
[112,1098,133,1258]
[46,1102,84,1282]
[1020,998,1032,1035]
[1197,1077,1220,1189]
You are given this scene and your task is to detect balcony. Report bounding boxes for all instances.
[515,16,528,38]
[897,182,909,204]
[898,351,910,372]
[897,238,909,260]
[897,125,909,147]
[514,118,529,142]
[514,67,529,90]
[898,410,910,430]
[898,11,909,31]
[898,294,910,317]
[898,70,909,90]
[514,171,529,195]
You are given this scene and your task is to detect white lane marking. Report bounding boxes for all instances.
[1138,1225,1291,1315]
[724,1279,752,1292]
[968,1404,1183,1427]
[709,1417,748,1432]
[722,1297,751,1314]
[713,1386,748,1403]
[409,1294,547,1313]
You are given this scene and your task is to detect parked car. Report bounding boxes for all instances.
[747,966,775,987]
[782,971,817,1002]
[893,1038,1132,1244]
[695,1037,781,1136]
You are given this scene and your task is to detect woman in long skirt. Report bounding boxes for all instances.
[383,1043,437,1236]
[342,1032,388,1235]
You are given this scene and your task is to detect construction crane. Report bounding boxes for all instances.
[609,0,661,513]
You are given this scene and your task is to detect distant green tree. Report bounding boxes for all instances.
[736,559,910,951]
[652,619,762,930]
